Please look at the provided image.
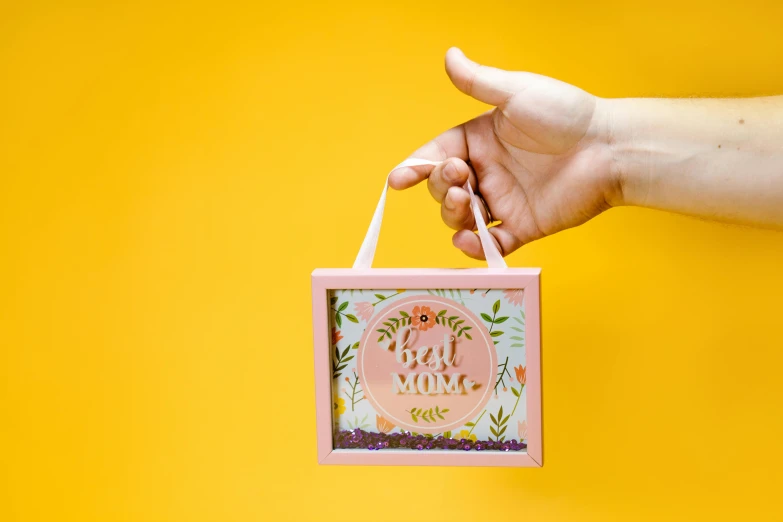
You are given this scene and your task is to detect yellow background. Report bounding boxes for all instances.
[3,1,783,520]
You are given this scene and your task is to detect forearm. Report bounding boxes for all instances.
[606,96,783,228]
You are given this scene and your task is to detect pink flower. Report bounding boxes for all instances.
[518,420,528,441]
[354,301,374,322]
[503,289,524,306]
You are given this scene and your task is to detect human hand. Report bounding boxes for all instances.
[389,48,620,259]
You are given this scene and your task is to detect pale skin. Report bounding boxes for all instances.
[389,48,783,259]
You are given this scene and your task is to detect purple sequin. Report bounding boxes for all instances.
[332,429,526,452]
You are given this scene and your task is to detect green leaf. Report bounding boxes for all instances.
[510,336,524,341]
[377,335,384,342]
[412,414,418,422]
[334,364,347,372]
[443,431,451,438]
[335,314,342,328]
[490,413,498,425]
[437,309,447,316]
[511,343,524,348]
[465,422,475,427]
[494,316,509,324]
[341,346,350,358]
[448,316,458,321]
[391,317,399,323]
[464,333,472,340]
[490,331,503,337]
[498,406,504,420]
[345,314,359,323]
[441,409,449,413]
[461,326,472,331]
[375,294,386,300]
[511,326,523,332]
[334,346,339,359]
[383,322,391,327]
[454,320,464,326]
[385,330,392,339]
[501,415,510,426]
[422,416,430,423]
[376,329,386,333]
[428,408,433,417]
[480,313,493,322]
[330,296,338,305]
[351,342,359,350]
[338,301,348,312]
[436,414,444,420]
[492,300,500,314]
[435,406,440,413]
[498,425,507,436]
[400,311,409,317]
[511,387,520,397]
[343,355,354,363]
[490,426,499,437]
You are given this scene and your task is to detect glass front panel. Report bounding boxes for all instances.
[328,288,527,452]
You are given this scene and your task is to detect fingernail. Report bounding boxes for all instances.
[444,162,459,183]
[443,191,455,210]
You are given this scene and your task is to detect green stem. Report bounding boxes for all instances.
[372,291,403,306]
[488,309,497,333]
[467,410,486,436]
[331,307,349,319]
[510,384,525,416]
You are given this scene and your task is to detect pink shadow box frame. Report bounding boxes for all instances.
[312,268,542,467]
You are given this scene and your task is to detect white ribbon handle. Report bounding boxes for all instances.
[352,158,507,269]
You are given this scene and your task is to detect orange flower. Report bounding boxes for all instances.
[503,289,524,306]
[331,327,343,345]
[411,305,436,331]
[514,365,526,385]
[376,415,395,434]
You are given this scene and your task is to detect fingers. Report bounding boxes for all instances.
[452,225,522,260]
[441,184,492,231]
[444,47,524,107]
[388,125,468,190]
[427,158,475,202]
[442,186,473,230]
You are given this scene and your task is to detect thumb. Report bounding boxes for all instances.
[445,47,521,107]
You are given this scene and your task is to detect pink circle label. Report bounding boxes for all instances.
[357,295,497,434]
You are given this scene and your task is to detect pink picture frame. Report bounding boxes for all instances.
[312,268,542,467]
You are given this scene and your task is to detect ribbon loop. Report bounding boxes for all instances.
[352,158,507,269]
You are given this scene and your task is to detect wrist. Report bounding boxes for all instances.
[591,97,632,207]
[601,97,663,209]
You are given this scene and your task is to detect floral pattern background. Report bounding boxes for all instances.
[329,288,527,446]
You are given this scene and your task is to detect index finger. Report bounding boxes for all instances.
[388,124,469,190]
